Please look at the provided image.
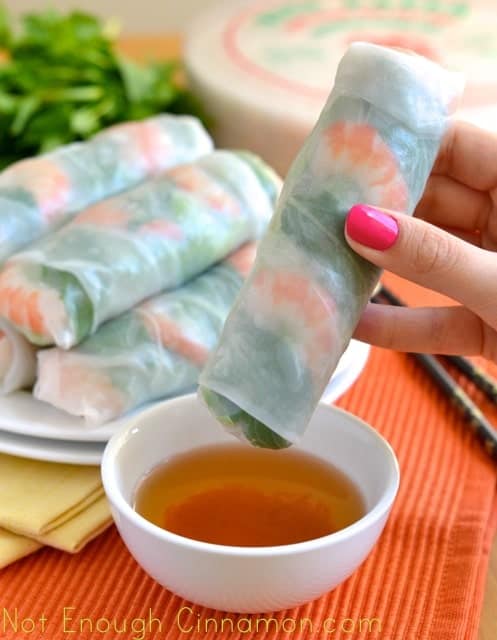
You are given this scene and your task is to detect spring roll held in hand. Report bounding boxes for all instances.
[0,151,280,348]
[199,43,463,449]
[0,115,212,263]
[35,245,256,425]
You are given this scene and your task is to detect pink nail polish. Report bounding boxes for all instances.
[346,204,399,251]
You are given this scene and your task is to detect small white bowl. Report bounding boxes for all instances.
[101,393,399,613]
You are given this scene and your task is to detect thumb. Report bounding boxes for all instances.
[344,204,497,325]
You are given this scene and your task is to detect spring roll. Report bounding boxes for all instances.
[0,114,212,263]
[199,43,464,449]
[0,151,280,349]
[0,320,37,395]
[35,245,256,425]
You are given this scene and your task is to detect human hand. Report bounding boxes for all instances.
[344,120,497,360]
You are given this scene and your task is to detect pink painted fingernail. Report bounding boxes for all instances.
[345,204,399,251]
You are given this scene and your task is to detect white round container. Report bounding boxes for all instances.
[102,393,399,613]
[185,0,497,174]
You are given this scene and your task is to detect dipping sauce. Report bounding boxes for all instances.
[134,443,364,547]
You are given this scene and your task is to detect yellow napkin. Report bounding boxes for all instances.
[0,529,42,569]
[0,453,103,536]
[0,494,113,569]
[37,495,112,552]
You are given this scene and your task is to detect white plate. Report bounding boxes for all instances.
[0,340,369,464]
[0,428,105,465]
[0,393,137,442]
[321,339,370,406]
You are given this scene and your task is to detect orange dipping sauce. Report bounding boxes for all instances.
[134,443,364,547]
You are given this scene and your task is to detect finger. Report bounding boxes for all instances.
[415,173,492,233]
[354,303,487,355]
[433,120,497,191]
[438,227,482,247]
[345,204,497,327]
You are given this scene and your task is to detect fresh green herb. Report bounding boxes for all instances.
[0,7,207,168]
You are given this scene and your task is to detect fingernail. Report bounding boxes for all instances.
[345,204,399,251]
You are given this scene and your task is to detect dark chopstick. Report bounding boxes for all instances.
[372,285,497,461]
[443,355,497,405]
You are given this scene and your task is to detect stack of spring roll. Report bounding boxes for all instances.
[0,112,283,424]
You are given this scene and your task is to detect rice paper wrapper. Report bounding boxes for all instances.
[0,320,36,395]
[0,114,213,264]
[199,43,464,448]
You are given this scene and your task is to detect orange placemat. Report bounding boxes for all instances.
[0,276,496,640]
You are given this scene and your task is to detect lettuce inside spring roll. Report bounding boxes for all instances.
[35,245,256,425]
[0,151,281,348]
[199,43,464,449]
[0,114,212,263]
